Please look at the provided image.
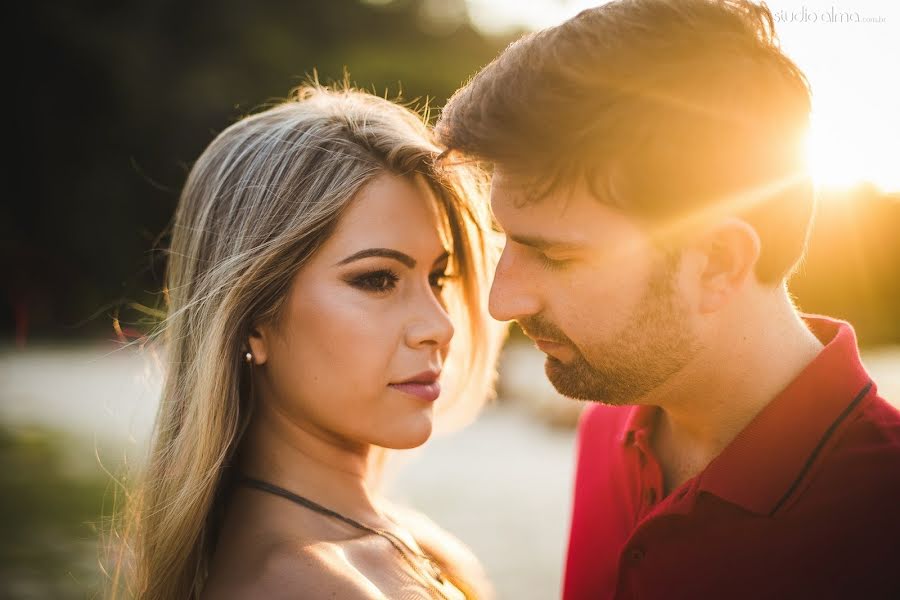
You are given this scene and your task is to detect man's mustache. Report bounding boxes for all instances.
[517,316,571,345]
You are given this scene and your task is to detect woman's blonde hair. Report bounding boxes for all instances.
[110,83,504,599]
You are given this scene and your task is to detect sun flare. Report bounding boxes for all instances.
[466,0,900,193]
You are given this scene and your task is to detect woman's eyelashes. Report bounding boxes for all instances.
[348,269,400,293]
[347,267,454,294]
[429,268,455,291]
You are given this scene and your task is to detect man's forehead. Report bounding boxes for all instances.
[490,184,590,251]
[489,168,646,252]
[490,169,594,222]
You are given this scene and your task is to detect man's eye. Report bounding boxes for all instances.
[537,252,570,271]
[350,270,399,293]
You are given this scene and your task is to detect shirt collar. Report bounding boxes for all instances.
[697,315,875,515]
[621,402,657,446]
[621,315,875,516]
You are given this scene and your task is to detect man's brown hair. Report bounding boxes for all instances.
[436,0,814,283]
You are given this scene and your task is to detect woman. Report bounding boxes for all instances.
[115,84,505,599]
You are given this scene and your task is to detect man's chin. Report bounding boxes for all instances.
[545,356,593,401]
[544,357,634,405]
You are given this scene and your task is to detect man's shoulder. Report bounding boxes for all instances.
[838,392,900,462]
[860,392,900,431]
[801,393,900,514]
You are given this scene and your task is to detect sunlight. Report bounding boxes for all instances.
[776,0,900,193]
[465,0,900,193]
[806,114,871,191]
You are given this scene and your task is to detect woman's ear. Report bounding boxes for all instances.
[691,218,761,314]
[247,324,270,366]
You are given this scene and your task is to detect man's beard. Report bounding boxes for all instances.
[519,257,699,405]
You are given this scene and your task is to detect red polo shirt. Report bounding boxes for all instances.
[563,316,900,599]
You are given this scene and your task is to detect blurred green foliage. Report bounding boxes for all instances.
[6,0,513,344]
[792,186,900,346]
[4,0,899,348]
[0,425,111,598]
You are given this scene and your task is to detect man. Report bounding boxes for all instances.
[435,0,900,598]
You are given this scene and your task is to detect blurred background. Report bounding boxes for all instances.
[2,1,899,598]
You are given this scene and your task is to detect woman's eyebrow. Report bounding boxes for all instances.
[335,248,450,269]
[336,248,416,268]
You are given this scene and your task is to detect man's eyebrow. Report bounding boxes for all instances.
[508,233,584,251]
[335,248,451,268]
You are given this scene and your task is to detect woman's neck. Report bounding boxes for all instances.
[237,401,385,524]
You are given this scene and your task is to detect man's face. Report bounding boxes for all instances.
[489,169,699,405]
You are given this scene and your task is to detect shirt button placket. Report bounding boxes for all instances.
[616,544,647,599]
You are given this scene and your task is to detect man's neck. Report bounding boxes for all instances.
[649,292,824,495]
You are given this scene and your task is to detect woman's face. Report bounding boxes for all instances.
[250,172,455,450]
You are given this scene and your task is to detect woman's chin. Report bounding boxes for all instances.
[375,414,434,450]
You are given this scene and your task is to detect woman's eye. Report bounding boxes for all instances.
[429,270,451,290]
[350,270,399,293]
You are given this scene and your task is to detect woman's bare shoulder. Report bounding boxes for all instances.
[202,539,387,600]
[383,502,492,596]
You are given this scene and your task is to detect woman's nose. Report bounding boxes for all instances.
[406,286,455,349]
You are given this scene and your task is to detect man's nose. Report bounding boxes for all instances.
[489,245,541,322]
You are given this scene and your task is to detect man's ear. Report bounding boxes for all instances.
[690,218,761,314]
[247,324,271,366]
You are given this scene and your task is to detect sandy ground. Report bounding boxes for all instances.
[1,341,898,599]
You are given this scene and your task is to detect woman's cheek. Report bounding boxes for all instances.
[291,296,396,428]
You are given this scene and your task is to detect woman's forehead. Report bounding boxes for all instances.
[321,172,448,263]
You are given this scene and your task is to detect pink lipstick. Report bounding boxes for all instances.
[389,370,442,402]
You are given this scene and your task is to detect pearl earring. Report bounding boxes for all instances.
[244,351,253,364]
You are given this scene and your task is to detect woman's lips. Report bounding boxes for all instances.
[389,381,441,402]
